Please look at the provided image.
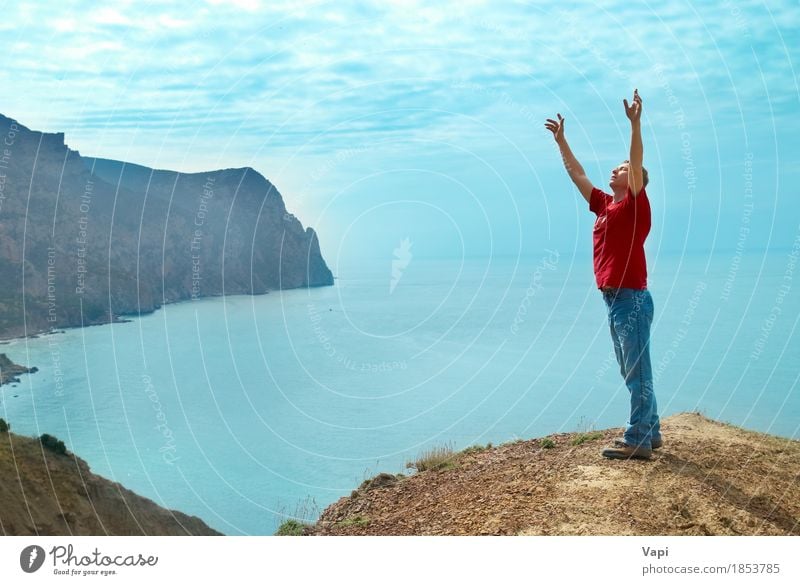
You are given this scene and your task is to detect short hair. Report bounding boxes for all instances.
[622,159,649,188]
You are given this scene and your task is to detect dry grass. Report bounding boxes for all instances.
[406,441,457,472]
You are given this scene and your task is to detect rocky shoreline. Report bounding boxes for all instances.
[0,353,38,386]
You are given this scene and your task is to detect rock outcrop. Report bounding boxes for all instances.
[0,353,38,385]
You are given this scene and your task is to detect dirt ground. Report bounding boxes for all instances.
[312,413,800,535]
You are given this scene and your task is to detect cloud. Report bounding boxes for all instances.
[0,0,795,206]
[91,7,132,26]
[49,17,78,33]
[206,0,263,12]
[158,14,192,29]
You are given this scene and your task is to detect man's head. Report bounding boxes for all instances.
[609,160,649,192]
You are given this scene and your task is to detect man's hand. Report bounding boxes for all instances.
[544,113,565,143]
[624,89,642,123]
[625,89,644,196]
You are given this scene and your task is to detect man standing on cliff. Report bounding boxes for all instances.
[545,89,661,460]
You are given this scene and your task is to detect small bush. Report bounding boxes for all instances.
[540,437,555,449]
[275,519,310,536]
[39,433,68,455]
[0,418,9,433]
[406,441,456,472]
[571,432,603,446]
[358,472,400,493]
[460,442,492,456]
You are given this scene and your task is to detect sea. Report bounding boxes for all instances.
[1,250,798,534]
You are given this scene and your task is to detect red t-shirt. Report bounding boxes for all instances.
[589,185,651,289]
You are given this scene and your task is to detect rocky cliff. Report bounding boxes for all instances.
[0,429,220,535]
[0,113,333,339]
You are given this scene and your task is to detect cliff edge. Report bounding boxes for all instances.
[313,413,799,536]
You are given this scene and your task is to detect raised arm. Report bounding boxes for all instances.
[544,113,594,204]
[624,89,644,196]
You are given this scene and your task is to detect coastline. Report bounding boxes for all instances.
[0,318,129,345]
[0,291,265,345]
[0,281,335,345]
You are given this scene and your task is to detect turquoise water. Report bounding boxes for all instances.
[1,250,798,534]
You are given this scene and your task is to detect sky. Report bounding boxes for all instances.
[1,0,798,265]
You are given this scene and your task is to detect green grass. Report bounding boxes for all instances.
[335,515,369,528]
[540,437,555,449]
[275,519,310,536]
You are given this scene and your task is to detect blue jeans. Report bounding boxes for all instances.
[602,287,661,448]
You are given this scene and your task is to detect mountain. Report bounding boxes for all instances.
[0,113,333,339]
[311,413,800,535]
[0,428,221,535]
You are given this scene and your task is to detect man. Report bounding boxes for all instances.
[545,89,661,460]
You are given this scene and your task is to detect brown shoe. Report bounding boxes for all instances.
[651,437,663,449]
[602,439,652,460]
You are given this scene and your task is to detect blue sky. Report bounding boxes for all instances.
[2,0,799,264]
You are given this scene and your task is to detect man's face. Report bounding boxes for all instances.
[609,162,629,190]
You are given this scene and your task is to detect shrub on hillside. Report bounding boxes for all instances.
[40,433,68,455]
